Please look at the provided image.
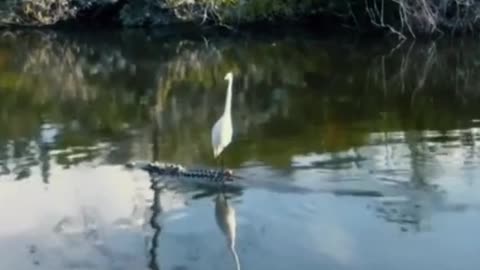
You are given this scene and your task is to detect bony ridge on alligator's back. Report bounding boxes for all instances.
[125,161,240,186]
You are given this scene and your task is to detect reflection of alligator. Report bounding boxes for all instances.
[126,161,240,185]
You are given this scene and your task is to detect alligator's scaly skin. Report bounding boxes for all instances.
[126,161,236,184]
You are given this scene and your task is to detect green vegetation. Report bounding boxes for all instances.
[1,1,480,38]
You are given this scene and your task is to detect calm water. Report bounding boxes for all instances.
[0,29,479,270]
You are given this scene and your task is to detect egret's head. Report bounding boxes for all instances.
[224,72,233,81]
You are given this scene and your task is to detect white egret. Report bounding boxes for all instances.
[211,71,234,169]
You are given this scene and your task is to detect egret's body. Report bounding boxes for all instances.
[211,72,234,166]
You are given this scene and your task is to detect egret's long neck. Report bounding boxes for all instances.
[224,77,233,116]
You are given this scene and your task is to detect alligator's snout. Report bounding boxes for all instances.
[223,169,234,181]
[224,170,233,176]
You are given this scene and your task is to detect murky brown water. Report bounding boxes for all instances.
[0,29,479,270]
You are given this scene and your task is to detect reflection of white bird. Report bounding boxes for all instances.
[211,72,234,169]
[215,192,240,270]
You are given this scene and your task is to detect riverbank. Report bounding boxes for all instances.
[1,0,479,39]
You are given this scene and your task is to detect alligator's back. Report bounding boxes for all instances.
[125,161,241,188]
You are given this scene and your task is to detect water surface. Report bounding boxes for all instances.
[0,29,479,270]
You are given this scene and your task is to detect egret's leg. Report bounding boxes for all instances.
[221,155,224,171]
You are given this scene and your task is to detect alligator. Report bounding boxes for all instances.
[125,161,241,186]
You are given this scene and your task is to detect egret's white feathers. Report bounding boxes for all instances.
[212,115,232,158]
[211,72,234,158]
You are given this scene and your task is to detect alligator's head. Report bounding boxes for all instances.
[223,169,234,181]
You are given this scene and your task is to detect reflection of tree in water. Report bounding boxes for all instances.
[0,139,38,181]
[148,180,162,270]
[147,86,162,270]
[369,128,479,232]
[2,31,480,178]
[371,182,447,233]
[370,130,432,232]
[1,121,56,182]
